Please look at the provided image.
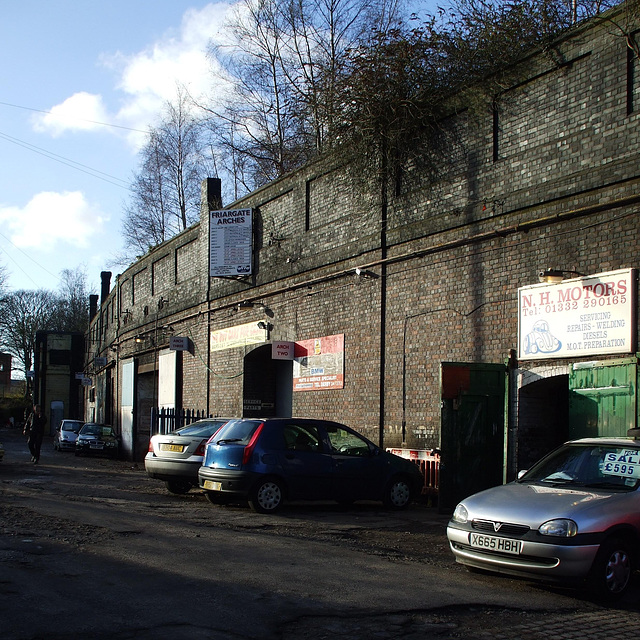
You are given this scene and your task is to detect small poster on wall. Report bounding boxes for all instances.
[293,334,344,391]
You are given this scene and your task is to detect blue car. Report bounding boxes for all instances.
[198,417,424,513]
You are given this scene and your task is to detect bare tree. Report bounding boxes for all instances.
[205,0,405,195]
[0,289,57,380]
[121,88,216,258]
[330,0,619,188]
[0,259,8,301]
[51,267,92,334]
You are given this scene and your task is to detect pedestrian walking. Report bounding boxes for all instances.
[24,405,47,464]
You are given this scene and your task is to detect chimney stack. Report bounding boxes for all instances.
[100,271,112,305]
[89,294,98,319]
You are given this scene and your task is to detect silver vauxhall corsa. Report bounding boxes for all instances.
[447,434,640,599]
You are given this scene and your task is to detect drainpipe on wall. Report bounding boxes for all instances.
[204,178,222,416]
[378,157,388,450]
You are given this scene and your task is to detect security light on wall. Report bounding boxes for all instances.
[538,268,585,284]
[538,269,564,284]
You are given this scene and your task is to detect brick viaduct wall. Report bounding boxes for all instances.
[88,6,640,456]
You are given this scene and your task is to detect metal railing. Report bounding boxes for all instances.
[387,448,440,499]
[150,407,212,436]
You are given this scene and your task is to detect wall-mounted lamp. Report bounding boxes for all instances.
[135,335,144,343]
[355,267,379,279]
[257,321,273,332]
[158,296,169,310]
[538,268,585,284]
[538,268,564,284]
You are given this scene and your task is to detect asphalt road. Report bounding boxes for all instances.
[1,426,639,640]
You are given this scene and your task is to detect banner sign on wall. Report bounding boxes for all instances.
[210,322,266,352]
[209,209,252,277]
[293,334,344,391]
[518,268,636,360]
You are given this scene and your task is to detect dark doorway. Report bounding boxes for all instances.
[517,374,569,472]
[243,345,293,418]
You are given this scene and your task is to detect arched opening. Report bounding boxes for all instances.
[243,345,293,418]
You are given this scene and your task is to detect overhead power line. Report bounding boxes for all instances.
[0,130,132,190]
[0,99,148,134]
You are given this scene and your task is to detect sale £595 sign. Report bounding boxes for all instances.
[517,268,636,360]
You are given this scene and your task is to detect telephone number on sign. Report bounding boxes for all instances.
[469,533,522,555]
[541,296,627,313]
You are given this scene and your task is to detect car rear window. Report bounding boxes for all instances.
[212,419,263,445]
[175,420,226,438]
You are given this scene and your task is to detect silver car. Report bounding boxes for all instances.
[145,419,229,494]
[447,436,640,599]
[53,419,84,451]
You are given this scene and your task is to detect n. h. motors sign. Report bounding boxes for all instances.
[518,268,636,360]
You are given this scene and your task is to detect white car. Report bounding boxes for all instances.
[145,419,229,494]
[53,419,84,451]
[447,435,640,599]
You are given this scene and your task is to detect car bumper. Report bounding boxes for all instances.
[198,466,257,496]
[57,441,76,451]
[144,455,202,481]
[76,444,119,456]
[446,525,599,583]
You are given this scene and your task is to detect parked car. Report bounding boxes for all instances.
[75,423,120,458]
[447,435,640,599]
[145,418,230,494]
[53,419,84,451]
[198,417,424,513]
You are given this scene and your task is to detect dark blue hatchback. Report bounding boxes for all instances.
[198,417,424,513]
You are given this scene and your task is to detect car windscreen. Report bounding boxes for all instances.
[63,422,83,433]
[174,421,226,438]
[520,443,640,490]
[211,419,262,445]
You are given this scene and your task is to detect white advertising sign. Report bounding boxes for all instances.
[209,209,252,277]
[518,269,636,360]
[210,322,266,352]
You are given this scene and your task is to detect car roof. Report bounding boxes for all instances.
[566,437,640,447]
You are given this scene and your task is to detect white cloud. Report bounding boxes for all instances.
[32,3,233,147]
[32,92,111,137]
[0,191,107,250]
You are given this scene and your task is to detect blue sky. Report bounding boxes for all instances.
[0,0,439,295]
[0,0,233,294]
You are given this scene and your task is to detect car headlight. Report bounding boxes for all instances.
[538,519,578,537]
[452,503,469,524]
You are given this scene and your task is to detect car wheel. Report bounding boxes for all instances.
[248,477,284,513]
[383,476,412,509]
[165,480,192,495]
[588,536,633,600]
